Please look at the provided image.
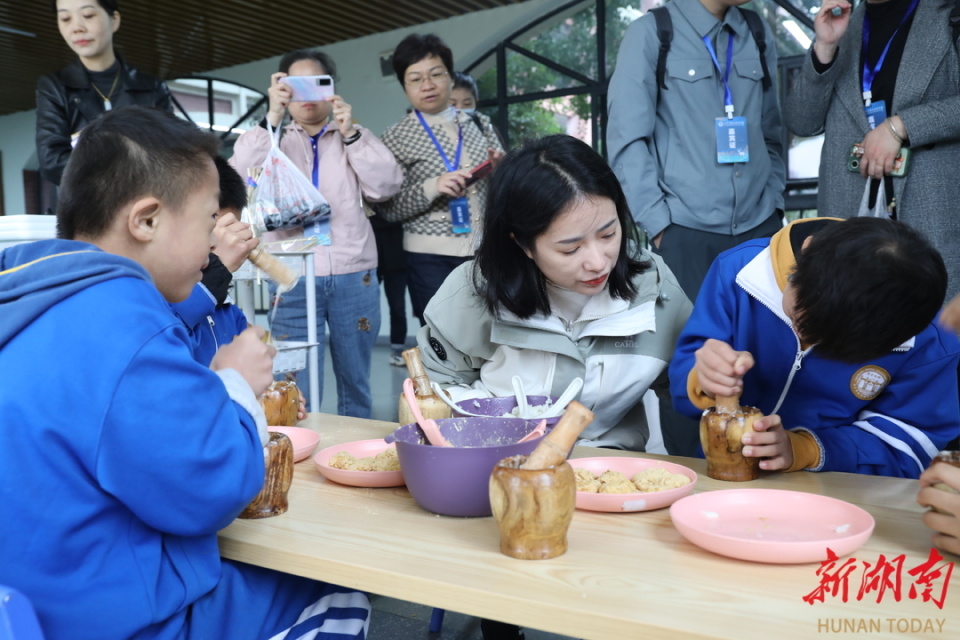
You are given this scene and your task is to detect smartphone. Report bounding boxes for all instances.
[280,75,335,102]
[848,144,911,177]
[464,160,493,187]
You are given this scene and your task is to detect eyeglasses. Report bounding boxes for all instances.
[405,69,449,89]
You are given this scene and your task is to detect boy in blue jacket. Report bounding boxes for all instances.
[172,156,254,365]
[0,106,369,640]
[669,217,960,479]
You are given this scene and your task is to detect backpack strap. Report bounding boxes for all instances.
[651,7,673,92]
[739,9,772,91]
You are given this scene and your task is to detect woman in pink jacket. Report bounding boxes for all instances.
[231,49,403,418]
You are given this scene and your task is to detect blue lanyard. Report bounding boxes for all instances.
[861,0,920,105]
[309,123,330,189]
[703,29,736,119]
[415,110,462,172]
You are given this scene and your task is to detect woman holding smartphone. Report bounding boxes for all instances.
[230,49,403,418]
[36,0,172,187]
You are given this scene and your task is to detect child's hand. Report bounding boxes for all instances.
[694,339,754,398]
[917,462,960,556]
[741,415,793,471]
[211,326,276,396]
[212,212,259,272]
[296,390,307,421]
[939,293,960,331]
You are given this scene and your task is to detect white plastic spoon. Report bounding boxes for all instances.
[429,382,488,418]
[511,375,530,419]
[543,377,584,418]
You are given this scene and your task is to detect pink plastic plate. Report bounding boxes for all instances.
[669,489,875,564]
[268,426,320,463]
[569,457,698,512]
[313,439,404,488]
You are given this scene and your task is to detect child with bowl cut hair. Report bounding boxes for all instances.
[669,217,960,479]
[0,106,369,640]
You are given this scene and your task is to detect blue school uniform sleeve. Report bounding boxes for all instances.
[803,330,960,478]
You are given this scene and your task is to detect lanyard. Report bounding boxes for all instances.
[415,110,463,172]
[309,123,330,189]
[861,0,920,105]
[703,29,736,119]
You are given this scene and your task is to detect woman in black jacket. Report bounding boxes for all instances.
[36,0,172,186]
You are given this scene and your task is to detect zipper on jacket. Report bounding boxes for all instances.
[737,282,810,416]
[771,343,810,416]
[207,316,219,351]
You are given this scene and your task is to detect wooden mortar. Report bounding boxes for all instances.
[488,402,594,559]
[700,393,762,482]
[239,431,294,519]
[259,380,300,426]
[397,347,452,426]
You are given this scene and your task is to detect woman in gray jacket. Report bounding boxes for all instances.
[785,0,960,296]
[417,135,695,456]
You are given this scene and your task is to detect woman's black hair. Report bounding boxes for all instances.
[391,33,453,86]
[452,71,478,102]
[791,217,947,362]
[473,134,650,319]
[278,49,337,81]
[51,0,119,14]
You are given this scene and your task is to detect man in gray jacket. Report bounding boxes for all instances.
[607,0,785,300]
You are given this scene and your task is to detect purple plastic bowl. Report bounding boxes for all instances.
[391,417,547,517]
[454,396,561,426]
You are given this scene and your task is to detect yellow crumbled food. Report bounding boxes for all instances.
[328,448,399,472]
[372,448,400,471]
[631,467,691,492]
[574,468,601,493]
[598,470,635,494]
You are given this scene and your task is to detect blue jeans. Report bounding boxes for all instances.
[269,270,380,418]
[405,251,471,326]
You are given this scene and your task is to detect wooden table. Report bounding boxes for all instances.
[219,414,959,639]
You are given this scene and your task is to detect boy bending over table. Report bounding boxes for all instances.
[0,106,369,640]
[669,217,960,479]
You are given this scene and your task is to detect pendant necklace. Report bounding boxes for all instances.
[91,69,121,111]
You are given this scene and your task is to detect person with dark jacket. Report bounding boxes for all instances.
[36,0,172,187]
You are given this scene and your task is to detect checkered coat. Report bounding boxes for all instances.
[380,110,503,256]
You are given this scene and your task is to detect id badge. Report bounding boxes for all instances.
[449,197,471,234]
[864,100,887,130]
[309,218,332,246]
[715,117,749,164]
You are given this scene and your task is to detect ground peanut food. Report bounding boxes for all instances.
[575,467,690,493]
[328,448,400,472]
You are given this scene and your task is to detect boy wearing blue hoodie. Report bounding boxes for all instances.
[171,156,254,365]
[669,217,960,479]
[0,106,369,640]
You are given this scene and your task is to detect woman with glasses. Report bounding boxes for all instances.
[380,33,504,326]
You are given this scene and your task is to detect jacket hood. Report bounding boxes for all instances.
[0,239,151,348]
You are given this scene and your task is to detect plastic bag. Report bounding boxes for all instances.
[857,179,890,218]
[250,122,331,232]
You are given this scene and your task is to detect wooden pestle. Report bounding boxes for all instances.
[521,401,594,470]
[397,348,452,426]
[247,247,299,293]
